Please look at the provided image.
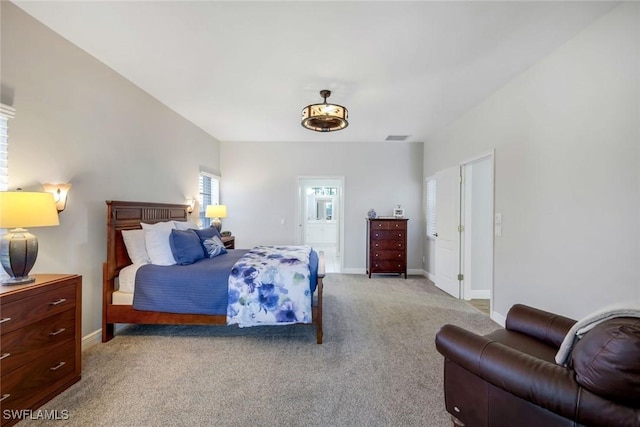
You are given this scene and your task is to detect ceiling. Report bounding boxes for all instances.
[13,1,616,144]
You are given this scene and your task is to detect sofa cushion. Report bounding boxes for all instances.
[571,318,640,406]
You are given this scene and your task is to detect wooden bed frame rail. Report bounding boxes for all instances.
[102,200,324,344]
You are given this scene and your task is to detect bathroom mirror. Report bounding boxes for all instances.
[315,198,333,220]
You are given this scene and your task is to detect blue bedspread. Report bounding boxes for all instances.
[132,249,318,316]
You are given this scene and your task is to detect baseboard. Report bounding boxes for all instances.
[341,268,367,274]
[491,311,506,327]
[470,290,491,299]
[82,324,130,351]
[82,329,101,351]
[340,268,425,276]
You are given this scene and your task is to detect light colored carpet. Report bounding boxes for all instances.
[21,274,498,427]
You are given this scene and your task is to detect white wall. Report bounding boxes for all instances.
[1,3,221,337]
[220,141,424,272]
[424,2,640,320]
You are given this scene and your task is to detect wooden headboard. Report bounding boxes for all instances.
[105,200,189,279]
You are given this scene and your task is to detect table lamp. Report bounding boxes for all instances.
[0,191,59,284]
[205,204,227,232]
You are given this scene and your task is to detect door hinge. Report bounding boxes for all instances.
[457,273,464,281]
[458,225,464,232]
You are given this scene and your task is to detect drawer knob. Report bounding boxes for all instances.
[49,328,66,336]
[0,353,10,360]
[0,394,10,403]
[375,254,378,257]
[50,361,66,371]
[0,317,11,324]
[50,298,67,306]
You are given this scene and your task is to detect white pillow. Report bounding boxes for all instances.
[141,221,177,266]
[173,220,198,230]
[121,229,150,264]
[141,221,176,231]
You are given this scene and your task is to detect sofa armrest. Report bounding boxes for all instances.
[506,304,576,348]
[435,324,580,420]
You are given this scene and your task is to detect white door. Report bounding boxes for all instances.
[435,166,461,298]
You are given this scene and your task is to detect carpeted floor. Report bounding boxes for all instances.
[20,274,498,427]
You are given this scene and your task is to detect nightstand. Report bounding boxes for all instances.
[221,235,235,249]
[0,274,82,427]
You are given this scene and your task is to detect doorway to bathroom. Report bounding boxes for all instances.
[296,177,344,273]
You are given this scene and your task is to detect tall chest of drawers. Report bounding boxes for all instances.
[0,274,82,426]
[366,218,408,279]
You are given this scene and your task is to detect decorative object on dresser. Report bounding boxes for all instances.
[0,191,60,284]
[367,209,377,219]
[205,204,227,231]
[366,218,408,279]
[0,274,82,427]
[393,204,404,218]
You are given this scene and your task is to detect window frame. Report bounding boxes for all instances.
[198,170,220,228]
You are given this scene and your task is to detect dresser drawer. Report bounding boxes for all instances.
[371,250,405,261]
[0,283,76,334]
[370,230,405,241]
[1,309,75,374]
[1,343,76,413]
[370,260,406,272]
[370,221,407,231]
[371,239,405,250]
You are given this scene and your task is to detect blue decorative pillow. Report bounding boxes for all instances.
[203,236,228,258]
[169,229,206,265]
[193,227,222,241]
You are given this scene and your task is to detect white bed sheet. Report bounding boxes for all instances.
[112,290,133,305]
[117,263,143,293]
[113,263,144,305]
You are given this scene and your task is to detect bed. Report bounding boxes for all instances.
[102,200,324,344]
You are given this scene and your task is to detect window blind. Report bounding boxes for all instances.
[198,171,220,228]
[0,104,15,192]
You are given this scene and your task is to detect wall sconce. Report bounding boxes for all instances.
[43,183,72,213]
[187,199,196,214]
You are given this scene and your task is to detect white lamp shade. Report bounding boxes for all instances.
[0,191,60,229]
[205,205,227,219]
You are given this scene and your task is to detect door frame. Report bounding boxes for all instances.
[460,151,495,312]
[296,176,345,271]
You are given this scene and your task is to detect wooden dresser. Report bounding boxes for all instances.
[366,218,408,279]
[0,274,82,426]
[221,235,235,249]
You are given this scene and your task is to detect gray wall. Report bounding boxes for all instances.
[1,3,221,337]
[220,141,424,272]
[423,3,640,320]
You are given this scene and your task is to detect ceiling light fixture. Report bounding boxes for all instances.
[301,90,349,132]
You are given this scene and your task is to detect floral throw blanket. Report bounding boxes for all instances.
[227,245,312,327]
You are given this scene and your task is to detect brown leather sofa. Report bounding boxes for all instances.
[435,304,640,427]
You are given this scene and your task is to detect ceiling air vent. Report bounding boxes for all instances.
[385,135,410,141]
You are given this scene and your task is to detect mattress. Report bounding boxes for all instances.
[112,290,133,305]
